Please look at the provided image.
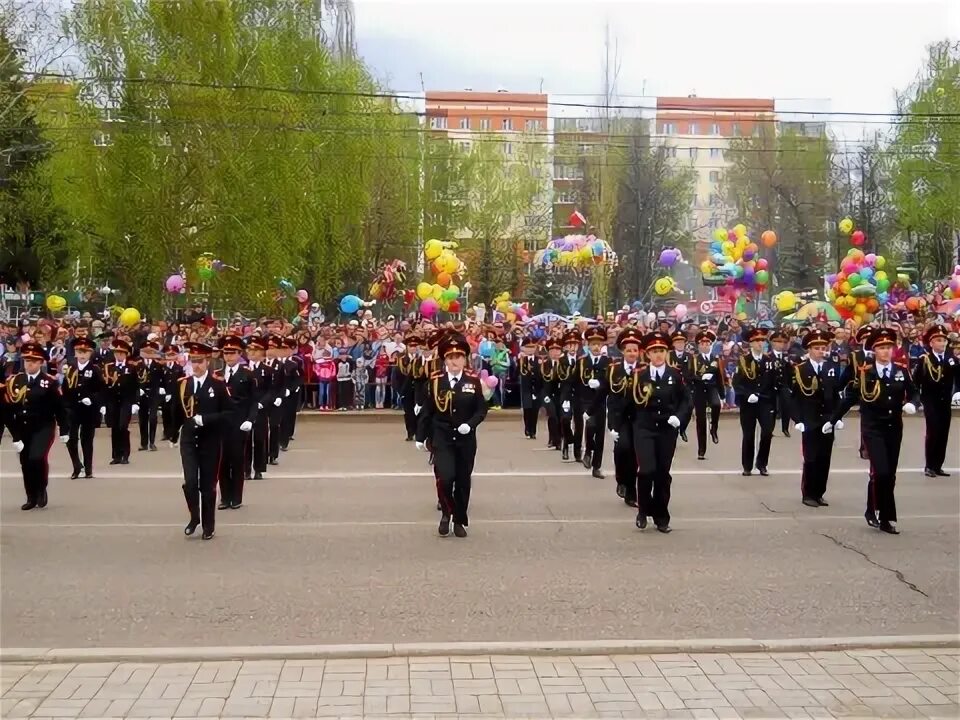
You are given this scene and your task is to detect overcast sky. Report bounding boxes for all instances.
[354,0,959,133]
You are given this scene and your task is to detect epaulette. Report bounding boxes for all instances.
[430,370,443,379]
[178,376,189,383]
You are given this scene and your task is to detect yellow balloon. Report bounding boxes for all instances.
[874,270,887,281]
[700,260,715,274]
[722,240,734,254]
[854,302,866,315]
[496,301,511,313]
[440,252,459,274]
[431,284,444,300]
[654,277,674,295]
[826,290,836,302]
[845,295,857,309]
[119,307,141,327]
[774,291,797,312]
[416,282,432,300]
[840,281,851,295]
[733,223,747,237]
[874,256,886,269]
[838,218,853,235]
[424,239,443,260]
[505,312,516,323]
[46,294,66,312]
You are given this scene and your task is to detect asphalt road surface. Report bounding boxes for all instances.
[2,415,957,649]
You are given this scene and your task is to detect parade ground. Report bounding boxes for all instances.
[2,416,959,718]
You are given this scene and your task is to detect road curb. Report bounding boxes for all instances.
[4,635,957,664]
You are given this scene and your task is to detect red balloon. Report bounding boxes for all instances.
[755,258,768,270]
[851,230,865,246]
[448,300,461,313]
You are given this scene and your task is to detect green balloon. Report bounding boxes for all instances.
[876,278,890,292]
[199,267,214,281]
[848,273,861,287]
[755,269,769,285]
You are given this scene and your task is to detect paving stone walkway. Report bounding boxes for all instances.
[2,648,958,719]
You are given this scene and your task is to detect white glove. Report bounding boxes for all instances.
[794,422,805,433]
[131,404,139,415]
[139,389,145,397]
[667,415,681,428]
[164,395,171,403]
[588,378,600,389]
[748,394,759,404]
[582,412,590,422]
[13,440,24,453]
[531,395,537,401]
[414,404,422,416]
[273,397,282,407]
[60,434,69,443]
[258,402,263,409]
[834,419,844,431]
[821,422,834,434]
[159,388,166,396]
[285,389,291,397]
[80,397,92,406]
[193,415,204,427]
[415,441,426,451]
[702,373,714,381]
[903,402,917,415]
[609,429,619,442]
[562,401,571,412]
[100,406,107,415]
[543,396,550,404]
[952,392,960,405]
[457,423,471,435]
[240,421,253,432]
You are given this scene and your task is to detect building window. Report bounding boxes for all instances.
[688,123,698,135]
[457,140,471,152]
[459,117,470,130]
[732,123,741,137]
[666,146,678,158]
[578,143,592,154]
[429,116,448,130]
[660,122,677,135]
[709,170,720,183]
[710,123,720,135]
[503,142,513,155]
[554,190,577,204]
[502,118,513,131]
[689,147,698,160]
[525,119,543,131]
[709,193,721,207]
[710,147,722,159]
[479,118,490,130]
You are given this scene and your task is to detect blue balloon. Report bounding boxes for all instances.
[339,295,361,314]
[478,340,494,358]
[860,267,874,281]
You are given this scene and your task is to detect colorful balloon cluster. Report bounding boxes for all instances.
[838,217,868,247]
[196,253,238,282]
[825,249,900,324]
[942,265,960,300]
[492,291,528,323]
[533,234,617,270]
[699,224,776,292]
[418,239,466,318]
[369,259,408,302]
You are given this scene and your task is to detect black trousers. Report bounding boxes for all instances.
[111,402,132,461]
[281,391,298,447]
[20,424,55,503]
[800,427,835,501]
[522,405,539,437]
[634,422,678,526]
[218,423,247,505]
[613,426,637,504]
[584,410,605,469]
[562,405,584,457]
[739,400,775,472]
[161,395,178,440]
[268,406,283,461]
[693,393,720,456]
[543,397,561,447]
[776,386,792,433]
[180,433,220,535]
[139,394,159,448]
[863,421,902,524]
[433,435,476,526]
[67,407,97,475]
[923,398,952,472]
[251,413,269,473]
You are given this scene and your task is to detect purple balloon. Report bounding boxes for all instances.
[165,274,185,293]
[742,268,756,285]
[659,248,678,267]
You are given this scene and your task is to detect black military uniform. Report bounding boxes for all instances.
[5,342,69,509]
[173,342,231,540]
[397,333,422,441]
[913,324,960,477]
[416,334,488,537]
[789,329,844,507]
[732,327,779,476]
[93,332,114,367]
[688,330,723,460]
[266,335,286,465]
[611,332,690,533]
[832,327,920,534]
[769,329,794,436]
[517,337,541,439]
[216,335,258,509]
[103,339,139,465]
[668,331,693,443]
[848,325,875,459]
[604,327,645,507]
[558,330,581,461]
[60,337,103,478]
[279,337,303,450]
[137,342,165,451]
[159,345,185,443]
[245,337,272,479]
[538,339,564,450]
[421,328,451,513]
[566,326,610,477]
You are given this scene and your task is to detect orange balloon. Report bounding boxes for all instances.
[431,260,441,275]
[761,230,777,247]
[436,272,452,288]
[866,298,879,313]
[905,297,920,311]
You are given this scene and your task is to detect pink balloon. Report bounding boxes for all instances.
[485,375,499,388]
[165,274,185,293]
[296,289,309,302]
[420,298,439,318]
[674,303,688,319]
[480,369,489,379]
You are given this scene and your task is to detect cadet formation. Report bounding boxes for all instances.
[2,322,958,540]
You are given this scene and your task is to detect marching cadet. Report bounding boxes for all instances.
[517,335,541,439]
[848,324,875,459]
[688,330,723,460]
[913,324,960,477]
[137,340,164,451]
[93,331,114,366]
[668,329,692,443]
[397,332,422,441]
[419,328,449,512]
[245,337,272,480]
[604,327,644,506]
[216,335,257,509]
[569,326,610,478]
[614,331,690,533]
[104,338,139,465]
[173,342,231,540]
[832,327,919,534]
[266,335,286,465]
[769,328,794,437]
[558,329,582,462]
[159,344,184,444]
[279,337,303,450]
[539,338,564,450]
[416,333,488,538]
[5,342,69,509]
[789,329,844,508]
[732,327,779,476]
[60,336,103,478]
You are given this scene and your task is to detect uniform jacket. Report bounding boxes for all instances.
[215,364,258,426]
[4,372,69,441]
[732,353,779,403]
[416,371,488,444]
[173,374,231,443]
[789,359,844,427]
[832,361,920,428]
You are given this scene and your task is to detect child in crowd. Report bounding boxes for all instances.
[314,349,336,410]
[353,357,369,410]
[374,346,391,409]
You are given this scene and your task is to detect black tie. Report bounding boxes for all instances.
[451,376,459,390]
[28,376,36,388]
[883,368,889,380]
[225,368,232,384]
